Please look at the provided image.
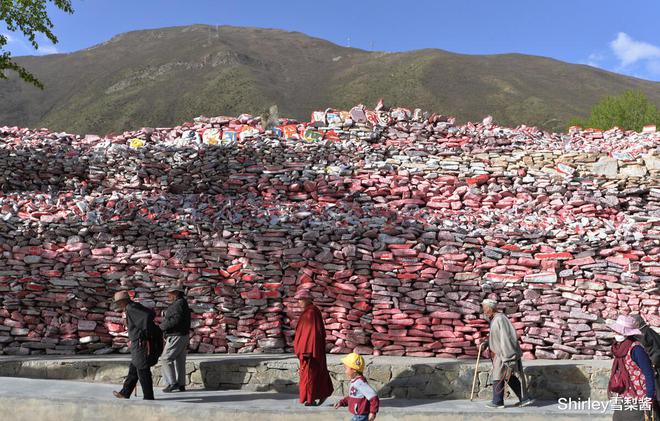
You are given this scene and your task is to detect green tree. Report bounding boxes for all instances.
[1,0,73,89]
[570,90,660,132]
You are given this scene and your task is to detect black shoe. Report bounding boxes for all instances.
[485,402,505,409]
[162,384,177,393]
[178,385,186,392]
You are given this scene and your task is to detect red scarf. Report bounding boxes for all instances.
[608,338,633,395]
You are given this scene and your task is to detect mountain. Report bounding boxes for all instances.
[1,25,659,134]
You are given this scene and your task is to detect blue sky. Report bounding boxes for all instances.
[3,0,660,81]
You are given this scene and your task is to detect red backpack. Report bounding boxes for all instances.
[608,339,633,396]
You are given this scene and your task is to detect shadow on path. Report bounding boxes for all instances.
[156,391,295,404]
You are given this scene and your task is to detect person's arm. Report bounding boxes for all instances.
[645,329,660,367]
[488,317,502,356]
[369,395,380,418]
[333,396,349,408]
[294,309,315,359]
[631,345,656,399]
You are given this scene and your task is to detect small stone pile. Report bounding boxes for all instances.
[0,104,658,360]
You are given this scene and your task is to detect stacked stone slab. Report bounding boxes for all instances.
[0,107,658,359]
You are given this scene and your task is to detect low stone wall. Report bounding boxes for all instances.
[0,355,612,400]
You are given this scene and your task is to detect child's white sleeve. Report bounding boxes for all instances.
[355,380,377,400]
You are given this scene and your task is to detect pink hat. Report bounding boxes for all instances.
[606,315,642,336]
[294,289,312,300]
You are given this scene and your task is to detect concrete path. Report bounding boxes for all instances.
[0,376,612,421]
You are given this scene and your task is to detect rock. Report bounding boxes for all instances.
[619,165,647,178]
[592,157,618,177]
[642,153,660,171]
[23,255,42,264]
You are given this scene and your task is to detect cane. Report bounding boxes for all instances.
[470,342,485,401]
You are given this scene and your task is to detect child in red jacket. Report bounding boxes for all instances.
[334,353,380,421]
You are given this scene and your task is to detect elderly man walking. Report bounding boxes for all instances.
[481,298,533,409]
[160,285,191,393]
[112,291,158,400]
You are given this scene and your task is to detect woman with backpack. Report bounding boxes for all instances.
[606,315,657,421]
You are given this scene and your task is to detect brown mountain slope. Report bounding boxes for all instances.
[1,25,658,134]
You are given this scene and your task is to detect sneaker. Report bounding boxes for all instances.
[485,402,505,409]
[516,398,534,407]
[162,384,177,393]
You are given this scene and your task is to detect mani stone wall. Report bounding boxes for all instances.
[0,108,658,360]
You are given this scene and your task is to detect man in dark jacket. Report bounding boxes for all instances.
[160,285,191,393]
[112,290,156,400]
[634,314,660,402]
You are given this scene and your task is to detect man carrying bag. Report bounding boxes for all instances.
[112,290,163,400]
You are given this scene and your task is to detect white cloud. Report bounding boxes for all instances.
[588,52,604,62]
[1,32,29,52]
[1,32,60,55]
[36,44,59,55]
[610,32,660,67]
[586,52,605,67]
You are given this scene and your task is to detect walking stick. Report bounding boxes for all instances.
[470,342,485,401]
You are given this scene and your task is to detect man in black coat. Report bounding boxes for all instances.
[112,290,156,400]
[160,285,191,392]
[634,314,660,402]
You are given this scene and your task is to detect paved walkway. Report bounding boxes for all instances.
[0,376,612,421]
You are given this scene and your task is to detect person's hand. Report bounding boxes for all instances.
[368,413,376,421]
[333,401,341,409]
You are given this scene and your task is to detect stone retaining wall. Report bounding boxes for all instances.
[0,355,612,400]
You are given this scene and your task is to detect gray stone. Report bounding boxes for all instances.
[643,153,660,171]
[22,255,42,264]
[619,164,647,177]
[592,157,617,177]
[366,364,391,384]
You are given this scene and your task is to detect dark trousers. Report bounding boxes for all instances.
[492,374,522,405]
[120,363,154,400]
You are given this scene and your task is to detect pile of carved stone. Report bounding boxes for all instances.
[0,106,657,359]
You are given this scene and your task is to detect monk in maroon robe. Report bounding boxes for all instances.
[293,289,334,406]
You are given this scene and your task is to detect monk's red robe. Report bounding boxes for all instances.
[294,303,334,404]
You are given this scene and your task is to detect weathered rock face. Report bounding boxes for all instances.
[0,107,658,360]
